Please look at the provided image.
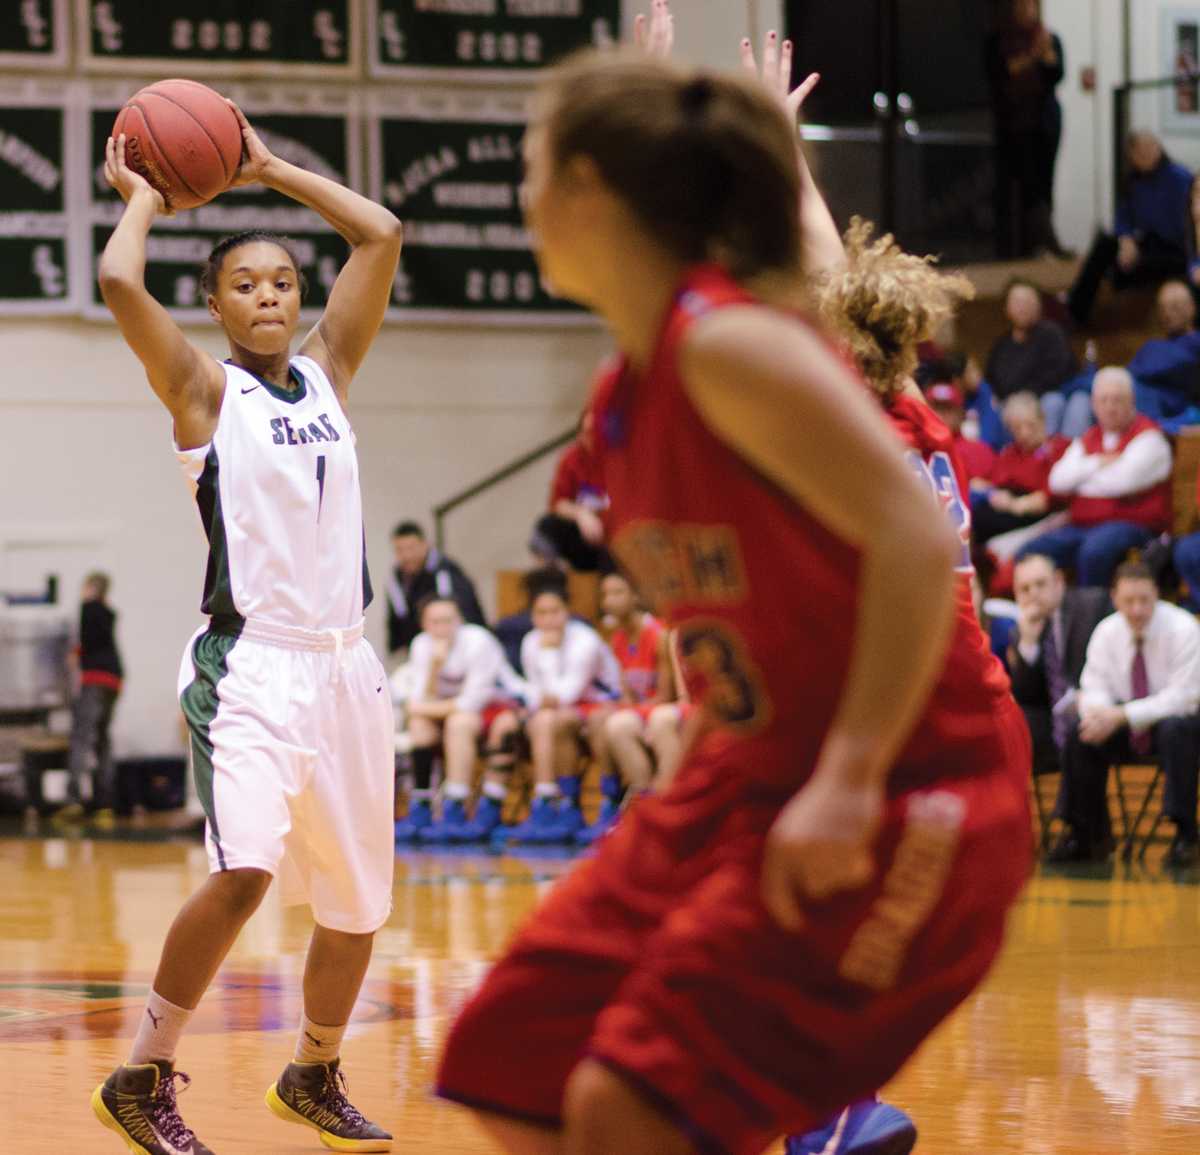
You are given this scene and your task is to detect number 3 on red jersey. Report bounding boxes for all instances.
[905,450,973,574]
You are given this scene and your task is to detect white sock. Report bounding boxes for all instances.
[129,990,193,1065]
[444,781,471,801]
[533,782,560,799]
[482,780,507,801]
[294,1014,347,1065]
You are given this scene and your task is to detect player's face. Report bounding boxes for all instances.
[208,242,301,355]
[600,575,635,620]
[1114,577,1158,637]
[1013,558,1064,617]
[531,592,569,636]
[422,601,461,641]
[392,533,428,575]
[931,403,963,436]
[521,125,602,304]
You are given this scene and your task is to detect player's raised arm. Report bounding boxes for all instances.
[680,307,960,920]
[740,30,845,278]
[224,102,403,402]
[97,135,225,448]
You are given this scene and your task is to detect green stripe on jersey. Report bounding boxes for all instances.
[180,626,243,870]
[194,445,238,619]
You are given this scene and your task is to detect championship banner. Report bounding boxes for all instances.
[0,79,76,315]
[85,83,359,321]
[368,0,620,81]
[368,89,587,324]
[78,1,360,78]
[0,0,68,69]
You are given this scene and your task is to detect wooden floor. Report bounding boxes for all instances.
[2,828,1200,1154]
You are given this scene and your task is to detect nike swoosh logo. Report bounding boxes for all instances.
[241,386,259,394]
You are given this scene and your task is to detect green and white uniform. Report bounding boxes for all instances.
[176,355,393,933]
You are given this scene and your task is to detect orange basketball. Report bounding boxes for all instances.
[112,79,243,212]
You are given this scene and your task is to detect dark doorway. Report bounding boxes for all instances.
[786,0,996,262]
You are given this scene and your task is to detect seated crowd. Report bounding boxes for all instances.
[387,538,691,847]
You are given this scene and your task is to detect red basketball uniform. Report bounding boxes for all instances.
[437,266,1032,1154]
[610,613,665,718]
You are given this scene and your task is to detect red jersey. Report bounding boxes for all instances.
[952,433,996,483]
[590,266,1013,791]
[549,441,609,513]
[988,435,1069,498]
[609,614,665,703]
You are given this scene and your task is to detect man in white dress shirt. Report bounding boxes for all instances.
[1018,368,1173,587]
[1048,561,1200,866]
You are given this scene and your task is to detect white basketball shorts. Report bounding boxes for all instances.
[179,616,395,933]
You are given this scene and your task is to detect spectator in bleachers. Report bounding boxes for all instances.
[386,520,486,655]
[394,597,531,844]
[1068,131,1195,325]
[492,586,621,845]
[925,382,996,483]
[1048,561,1200,866]
[973,392,1069,543]
[1018,367,1172,586]
[579,572,674,845]
[1128,279,1200,426]
[530,410,612,572]
[986,0,1067,259]
[1008,554,1110,778]
[985,281,1078,435]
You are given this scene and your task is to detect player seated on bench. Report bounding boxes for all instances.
[395,596,532,843]
[580,572,679,844]
[492,585,622,846]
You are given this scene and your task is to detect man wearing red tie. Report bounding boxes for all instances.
[1049,560,1200,865]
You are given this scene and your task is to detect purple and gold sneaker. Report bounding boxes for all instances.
[266,1058,392,1151]
[91,1060,214,1154]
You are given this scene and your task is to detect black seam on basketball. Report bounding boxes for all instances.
[129,97,204,203]
[144,88,238,183]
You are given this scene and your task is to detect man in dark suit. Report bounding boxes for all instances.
[1008,553,1111,775]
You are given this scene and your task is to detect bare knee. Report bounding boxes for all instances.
[606,710,643,745]
[446,711,481,741]
[563,1061,690,1155]
[207,867,272,920]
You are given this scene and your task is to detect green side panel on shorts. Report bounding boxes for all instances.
[195,444,237,619]
[180,625,243,870]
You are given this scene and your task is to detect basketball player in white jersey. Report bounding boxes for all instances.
[91,104,401,1155]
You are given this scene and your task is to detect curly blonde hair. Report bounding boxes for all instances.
[817,218,975,401]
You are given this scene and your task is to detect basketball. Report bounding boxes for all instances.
[112,79,243,212]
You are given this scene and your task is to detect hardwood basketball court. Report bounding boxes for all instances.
[2,828,1199,1154]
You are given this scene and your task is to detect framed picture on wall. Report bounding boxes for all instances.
[1163,7,1200,132]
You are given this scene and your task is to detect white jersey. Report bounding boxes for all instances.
[408,623,532,713]
[521,619,621,708]
[177,355,371,630]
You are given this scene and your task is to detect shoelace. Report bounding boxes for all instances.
[149,1070,198,1148]
[321,1068,369,1129]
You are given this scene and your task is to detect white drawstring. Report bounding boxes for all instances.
[325,627,348,685]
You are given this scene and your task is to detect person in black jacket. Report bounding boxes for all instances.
[386,521,486,655]
[986,0,1067,258]
[1008,553,1110,776]
[65,571,123,817]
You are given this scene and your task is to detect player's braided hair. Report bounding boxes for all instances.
[816,218,974,401]
[200,230,309,299]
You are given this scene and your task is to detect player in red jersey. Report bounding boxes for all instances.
[579,571,677,844]
[436,39,1032,1155]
